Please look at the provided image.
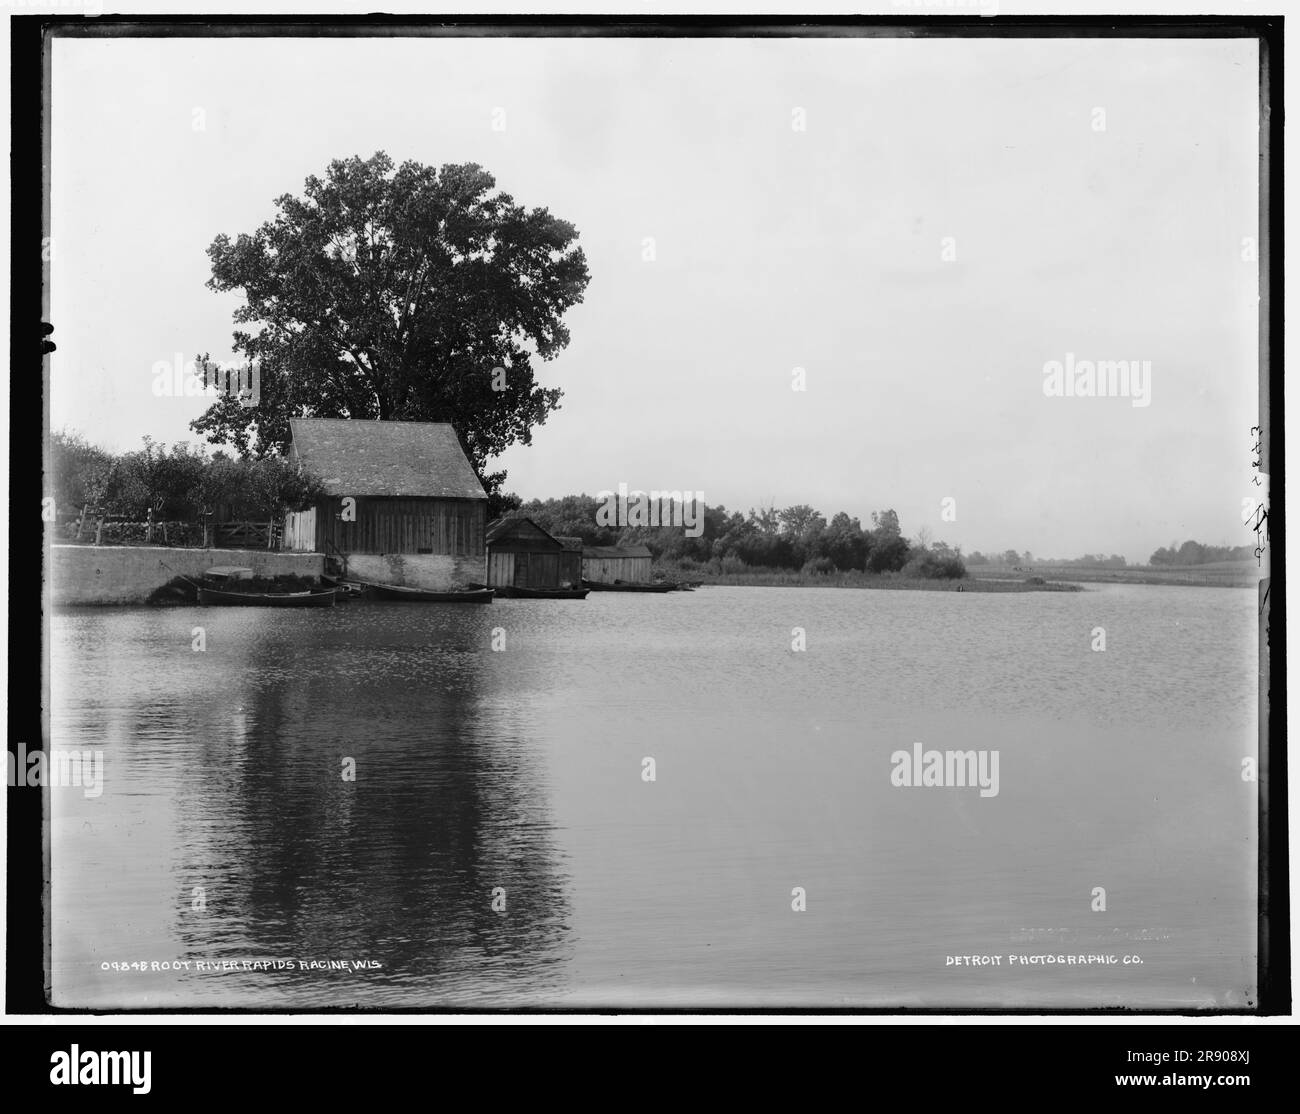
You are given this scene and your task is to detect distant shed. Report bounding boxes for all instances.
[486,517,579,590]
[582,544,653,585]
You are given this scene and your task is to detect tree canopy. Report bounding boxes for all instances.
[192,152,591,495]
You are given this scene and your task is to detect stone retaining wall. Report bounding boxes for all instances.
[51,545,325,605]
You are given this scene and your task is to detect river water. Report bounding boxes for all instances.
[48,583,1259,1009]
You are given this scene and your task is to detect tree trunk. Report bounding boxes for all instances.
[77,504,89,541]
[95,515,104,545]
[146,507,154,544]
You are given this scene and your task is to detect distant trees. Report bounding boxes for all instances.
[1149,540,1253,566]
[515,494,622,546]
[966,549,1126,568]
[510,496,963,579]
[967,543,1252,569]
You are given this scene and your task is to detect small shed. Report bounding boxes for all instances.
[486,517,581,590]
[582,544,654,585]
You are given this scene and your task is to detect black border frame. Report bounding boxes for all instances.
[10,12,1287,1018]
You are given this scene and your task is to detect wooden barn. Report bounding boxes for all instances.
[282,418,487,590]
[581,544,654,585]
[486,517,584,590]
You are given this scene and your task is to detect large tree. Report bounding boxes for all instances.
[192,153,591,494]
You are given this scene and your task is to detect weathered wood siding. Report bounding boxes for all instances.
[583,555,653,584]
[486,551,565,589]
[487,552,516,587]
[282,507,317,552]
[558,550,583,586]
[312,497,485,557]
[517,552,560,588]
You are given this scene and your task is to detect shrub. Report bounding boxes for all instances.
[801,556,836,575]
[903,548,968,580]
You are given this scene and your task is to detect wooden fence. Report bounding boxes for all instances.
[213,520,283,549]
[58,508,284,549]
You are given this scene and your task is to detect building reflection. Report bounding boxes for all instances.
[168,606,572,1005]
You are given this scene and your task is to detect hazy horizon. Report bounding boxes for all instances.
[50,34,1262,563]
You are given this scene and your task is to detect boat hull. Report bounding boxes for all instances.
[198,587,337,608]
[582,579,675,593]
[493,585,589,599]
[366,583,495,603]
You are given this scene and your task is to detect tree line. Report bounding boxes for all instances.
[966,542,1254,568]
[1147,540,1255,566]
[504,495,967,579]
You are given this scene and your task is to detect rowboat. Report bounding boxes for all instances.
[582,579,675,593]
[198,586,337,608]
[364,582,495,603]
[492,585,590,600]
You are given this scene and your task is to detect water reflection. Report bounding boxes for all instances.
[50,585,1258,1009]
[54,604,571,1007]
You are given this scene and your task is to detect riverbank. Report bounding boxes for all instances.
[655,558,1261,592]
[659,567,1082,592]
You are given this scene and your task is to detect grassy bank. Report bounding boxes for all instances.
[658,565,1081,592]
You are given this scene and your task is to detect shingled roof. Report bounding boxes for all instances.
[485,516,562,547]
[288,419,487,500]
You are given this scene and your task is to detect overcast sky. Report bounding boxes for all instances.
[50,34,1260,561]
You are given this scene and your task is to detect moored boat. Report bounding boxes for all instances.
[582,579,675,593]
[364,582,495,603]
[198,586,338,608]
[492,585,590,600]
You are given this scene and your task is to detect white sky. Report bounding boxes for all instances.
[50,34,1260,561]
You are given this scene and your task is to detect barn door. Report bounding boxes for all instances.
[514,554,529,587]
[536,554,559,588]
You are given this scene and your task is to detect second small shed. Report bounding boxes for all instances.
[486,517,583,590]
[581,544,654,585]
